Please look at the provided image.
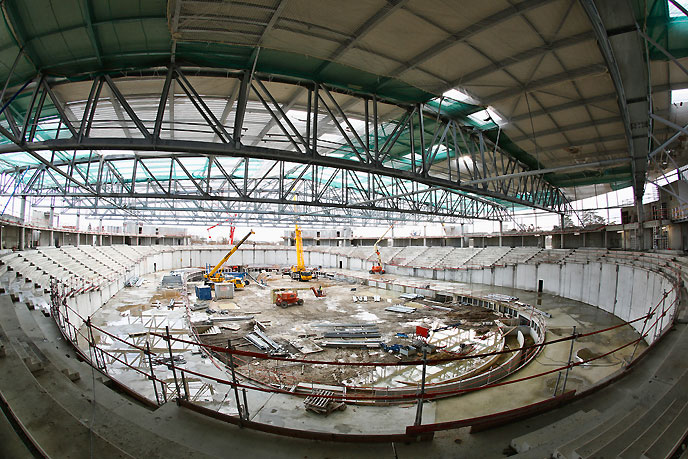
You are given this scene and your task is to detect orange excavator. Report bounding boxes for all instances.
[370,223,394,274]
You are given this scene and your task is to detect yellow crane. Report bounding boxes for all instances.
[204,229,254,288]
[370,223,394,274]
[291,225,313,281]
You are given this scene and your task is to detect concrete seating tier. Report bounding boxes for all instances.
[348,246,374,260]
[527,249,572,264]
[408,246,455,268]
[111,245,146,262]
[13,251,76,285]
[464,246,511,267]
[93,246,135,270]
[389,246,428,266]
[36,248,102,288]
[495,247,542,265]
[563,249,608,264]
[72,246,122,280]
[370,246,405,263]
[434,247,483,268]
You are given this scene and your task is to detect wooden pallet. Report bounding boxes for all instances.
[304,389,346,415]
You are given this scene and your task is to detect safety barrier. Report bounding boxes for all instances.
[46,265,680,439]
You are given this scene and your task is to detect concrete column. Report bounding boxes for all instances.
[636,201,645,251]
[499,221,503,247]
[49,205,55,246]
[19,196,26,250]
[460,223,465,248]
[75,211,80,246]
[0,225,3,250]
[560,214,565,249]
[98,218,103,246]
[604,229,608,248]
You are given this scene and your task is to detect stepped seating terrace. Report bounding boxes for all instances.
[464,246,511,267]
[527,249,572,264]
[563,249,608,264]
[389,246,428,266]
[408,246,455,268]
[495,247,542,265]
[0,244,686,457]
[433,247,483,268]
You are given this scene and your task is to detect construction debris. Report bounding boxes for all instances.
[246,326,288,355]
[321,340,381,348]
[486,293,518,302]
[399,293,424,301]
[385,305,416,314]
[290,338,324,354]
[304,389,346,415]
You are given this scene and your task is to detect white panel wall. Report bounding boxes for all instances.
[598,264,618,314]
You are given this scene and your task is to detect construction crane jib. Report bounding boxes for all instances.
[205,229,255,281]
[291,225,313,281]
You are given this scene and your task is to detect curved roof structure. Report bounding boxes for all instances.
[0,0,686,225]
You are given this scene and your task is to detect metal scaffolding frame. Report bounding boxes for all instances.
[0,66,571,225]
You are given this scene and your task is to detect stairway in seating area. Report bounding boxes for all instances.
[510,322,688,458]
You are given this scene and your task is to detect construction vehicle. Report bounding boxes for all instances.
[370,223,394,274]
[204,230,254,289]
[311,286,326,298]
[275,291,303,308]
[291,225,313,281]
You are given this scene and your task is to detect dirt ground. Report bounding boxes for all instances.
[193,272,504,387]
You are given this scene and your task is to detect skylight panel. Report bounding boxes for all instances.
[441,88,477,104]
[668,0,688,17]
[467,107,504,126]
[671,88,688,104]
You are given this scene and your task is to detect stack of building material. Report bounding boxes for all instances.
[385,305,416,314]
[317,324,382,348]
[245,326,287,355]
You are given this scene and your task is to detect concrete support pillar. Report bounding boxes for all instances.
[75,211,80,246]
[19,196,26,250]
[49,205,55,247]
[98,218,103,246]
[604,229,608,249]
[636,201,645,251]
[460,223,465,248]
[560,214,565,249]
[499,221,503,247]
[583,231,586,248]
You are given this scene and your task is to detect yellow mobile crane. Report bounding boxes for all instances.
[291,225,313,281]
[204,230,255,289]
[370,223,394,274]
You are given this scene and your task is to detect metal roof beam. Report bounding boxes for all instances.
[452,31,595,87]
[579,0,649,206]
[482,64,607,105]
[509,116,620,142]
[391,0,553,77]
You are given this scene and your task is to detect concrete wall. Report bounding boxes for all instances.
[56,246,677,348]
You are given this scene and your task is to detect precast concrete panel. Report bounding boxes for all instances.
[583,263,602,307]
[417,268,433,279]
[349,258,362,270]
[630,269,650,324]
[598,264,618,314]
[494,266,509,287]
[515,264,535,291]
[615,265,635,322]
[563,263,584,301]
[536,264,561,296]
